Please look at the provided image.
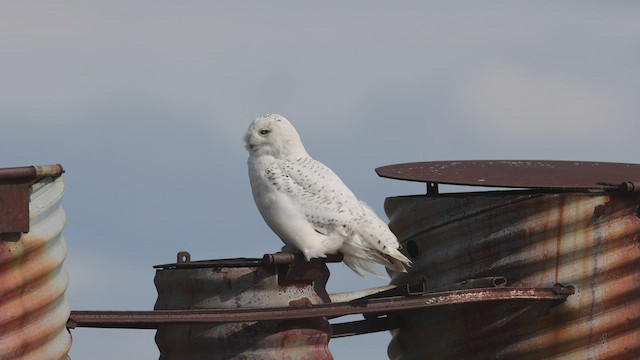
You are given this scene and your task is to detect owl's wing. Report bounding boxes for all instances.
[283,158,411,272]
[282,157,360,206]
[265,158,360,229]
[266,157,411,275]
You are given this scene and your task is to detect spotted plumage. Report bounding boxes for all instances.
[245,114,411,276]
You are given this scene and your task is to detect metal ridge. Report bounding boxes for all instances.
[0,174,71,359]
[67,285,574,329]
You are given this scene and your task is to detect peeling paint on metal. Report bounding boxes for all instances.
[154,254,333,360]
[0,174,71,360]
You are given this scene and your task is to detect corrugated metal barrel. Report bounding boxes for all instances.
[0,168,71,360]
[385,191,640,359]
[154,253,333,359]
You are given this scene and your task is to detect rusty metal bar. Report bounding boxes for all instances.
[0,164,64,183]
[67,285,574,329]
[0,166,39,183]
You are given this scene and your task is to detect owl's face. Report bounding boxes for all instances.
[245,114,306,157]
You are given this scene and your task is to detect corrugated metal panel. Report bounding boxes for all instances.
[0,175,71,360]
[154,253,333,360]
[385,191,640,359]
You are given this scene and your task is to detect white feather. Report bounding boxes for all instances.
[245,114,411,276]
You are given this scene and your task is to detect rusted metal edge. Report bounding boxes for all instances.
[67,285,574,329]
[153,257,264,269]
[328,276,507,306]
[153,252,344,270]
[0,165,65,234]
[0,165,64,183]
[375,160,640,191]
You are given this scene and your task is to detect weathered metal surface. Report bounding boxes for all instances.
[0,173,71,360]
[0,165,64,233]
[376,160,640,191]
[0,183,30,234]
[154,252,333,360]
[385,190,640,359]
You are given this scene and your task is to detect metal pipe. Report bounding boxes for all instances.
[68,286,573,329]
[0,165,64,183]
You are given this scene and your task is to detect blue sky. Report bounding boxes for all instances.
[2,2,640,359]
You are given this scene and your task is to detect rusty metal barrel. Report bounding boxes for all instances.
[153,252,333,360]
[0,165,71,360]
[377,161,640,360]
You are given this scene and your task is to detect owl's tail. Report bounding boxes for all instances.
[340,217,411,275]
[340,202,411,277]
[341,241,411,277]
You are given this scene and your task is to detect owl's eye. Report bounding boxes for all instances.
[259,129,271,135]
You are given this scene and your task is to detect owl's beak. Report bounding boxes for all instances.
[246,141,258,151]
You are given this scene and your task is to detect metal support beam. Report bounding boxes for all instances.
[67,285,574,330]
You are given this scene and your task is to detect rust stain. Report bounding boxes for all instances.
[386,190,640,360]
[289,297,313,308]
[0,174,70,360]
[0,183,30,233]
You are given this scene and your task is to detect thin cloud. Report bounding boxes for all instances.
[455,65,635,145]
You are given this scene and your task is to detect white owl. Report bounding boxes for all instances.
[245,114,410,276]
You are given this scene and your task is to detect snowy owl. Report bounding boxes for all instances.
[245,114,411,276]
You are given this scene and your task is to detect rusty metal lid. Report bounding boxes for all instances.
[376,160,640,191]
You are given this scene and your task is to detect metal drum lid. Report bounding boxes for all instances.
[376,160,640,191]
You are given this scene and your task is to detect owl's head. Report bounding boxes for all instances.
[245,114,307,158]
